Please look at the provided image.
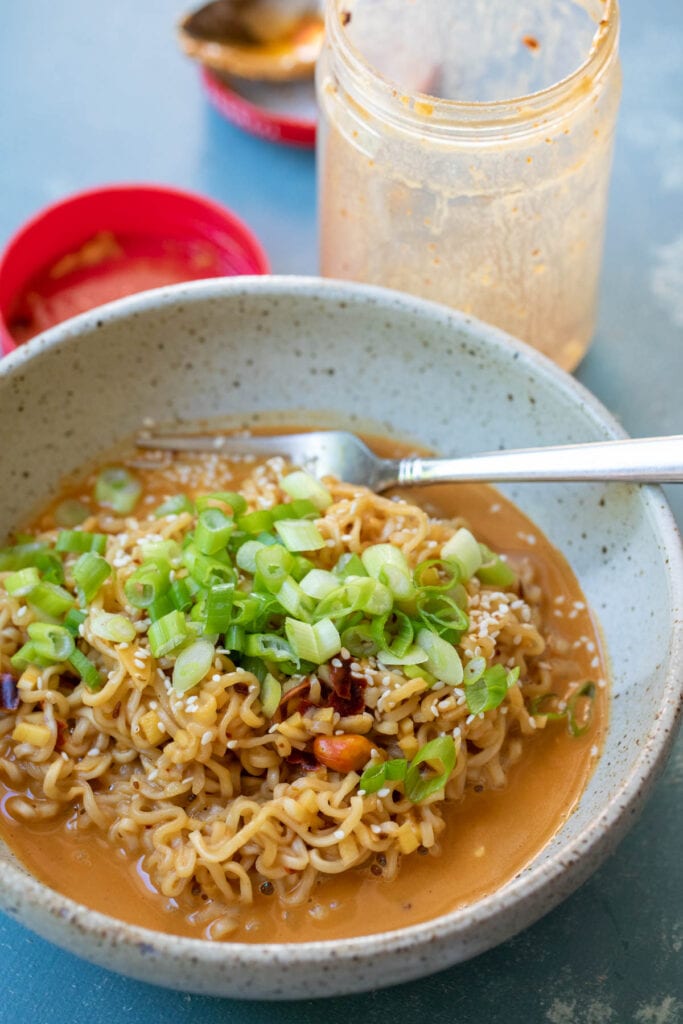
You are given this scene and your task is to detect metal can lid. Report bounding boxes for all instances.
[0,182,269,355]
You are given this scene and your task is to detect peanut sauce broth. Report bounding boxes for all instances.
[0,435,608,943]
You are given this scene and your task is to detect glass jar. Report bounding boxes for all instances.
[317,0,621,370]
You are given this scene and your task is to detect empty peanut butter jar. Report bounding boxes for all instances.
[317,0,621,370]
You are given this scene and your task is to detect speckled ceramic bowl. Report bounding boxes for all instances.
[0,277,681,999]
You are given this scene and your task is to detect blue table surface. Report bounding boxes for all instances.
[0,2,681,1021]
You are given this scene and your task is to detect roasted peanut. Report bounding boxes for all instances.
[313,734,375,773]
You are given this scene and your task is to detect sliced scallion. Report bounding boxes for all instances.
[94,467,141,515]
[73,552,111,605]
[274,519,325,552]
[148,610,190,658]
[89,609,137,644]
[244,633,296,664]
[465,663,508,714]
[285,616,341,664]
[28,581,76,619]
[334,553,367,579]
[153,494,194,518]
[440,528,483,580]
[64,608,87,637]
[27,622,75,663]
[203,583,234,634]
[476,544,517,587]
[4,566,41,597]
[280,470,332,511]
[196,491,247,517]
[404,736,456,803]
[68,648,103,692]
[259,672,282,717]
[54,499,90,528]
[172,638,215,693]
[124,563,169,609]
[416,628,463,685]
[55,530,107,555]
[566,681,596,737]
[194,508,235,556]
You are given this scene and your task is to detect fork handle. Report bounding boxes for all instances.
[396,436,683,486]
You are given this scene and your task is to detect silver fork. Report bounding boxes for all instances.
[135,430,683,490]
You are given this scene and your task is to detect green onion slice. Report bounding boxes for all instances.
[94,467,141,515]
[4,566,41,597]
[28,581,76,619]
[440,528,483,580]
[196,491,247,517]
[154,494,194,518]
[285,616,341,664]
[465,663,508,714]
[27,622,75,663]
[64,608,87,637]
[73,552,112,605]
[244,633,296,664]
[203,583,234,635]
[413,558,462,593]
[281,470,332,511]
[54,499,90,528]
[259,672,282,717]
[194,508,235,556]
[359,757,408,794]
[148,610,190,658]
[566,682,596,737]
[55,530,107,555]
[172,638,216,694]
[415,591,468,643]
[69,648,103,692]
[476,544,517,588]
[124,563,169,609]
[416,627,463,685]
[340,622,379,659]
[333,553,367,579]
[371,611,414,658]
[404,736,456,803]
[274,519,325,552]
[89,609,137,644]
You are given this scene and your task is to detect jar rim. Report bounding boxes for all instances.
[325,0,620,139]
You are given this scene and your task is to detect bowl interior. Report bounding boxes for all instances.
[0,276,680,997]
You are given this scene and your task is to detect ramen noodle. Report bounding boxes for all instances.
[0,439,606,940]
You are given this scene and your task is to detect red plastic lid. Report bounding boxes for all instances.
[201,67,316,148]
[0,183,269,355]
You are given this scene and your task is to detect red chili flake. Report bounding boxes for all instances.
[327,658,367,717]
[55,720,69,750]
[286,747,319,771]
[0,674,19,712]
[275,679,311,720]
[522,35,540,50]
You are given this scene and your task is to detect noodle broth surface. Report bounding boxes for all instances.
[0,435,608,942]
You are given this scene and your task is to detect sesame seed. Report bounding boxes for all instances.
[212,674,222,682]
[377,788,390,798]
[371,824,382,835]
[333,829,345,840]
[201,731,213,745]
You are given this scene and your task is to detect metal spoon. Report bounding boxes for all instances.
[178,0,324,82]
[136,430,683,490]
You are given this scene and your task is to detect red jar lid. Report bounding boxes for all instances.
[0,183,269,355]
[201,66,316,148]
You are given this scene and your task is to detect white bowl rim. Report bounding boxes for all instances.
[1,275,681,966]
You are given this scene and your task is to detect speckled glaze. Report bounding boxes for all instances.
[0,277,680,1000]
